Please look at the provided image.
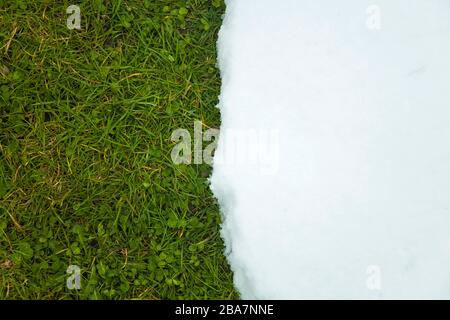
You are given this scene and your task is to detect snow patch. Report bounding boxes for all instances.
[211,0,450,299]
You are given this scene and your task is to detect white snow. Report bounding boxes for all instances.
[210,0,450,299]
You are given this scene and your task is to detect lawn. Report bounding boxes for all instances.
[0,0,237,299]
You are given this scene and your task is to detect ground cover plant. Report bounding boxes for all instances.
[0,0,237,299]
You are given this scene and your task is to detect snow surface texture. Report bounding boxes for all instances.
[210,0,450,299]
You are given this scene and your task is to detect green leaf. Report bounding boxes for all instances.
[17,242,34,260]
[200,18,210,31]
[178,7,188,16]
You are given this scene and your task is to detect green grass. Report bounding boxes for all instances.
[0,0,237,299]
